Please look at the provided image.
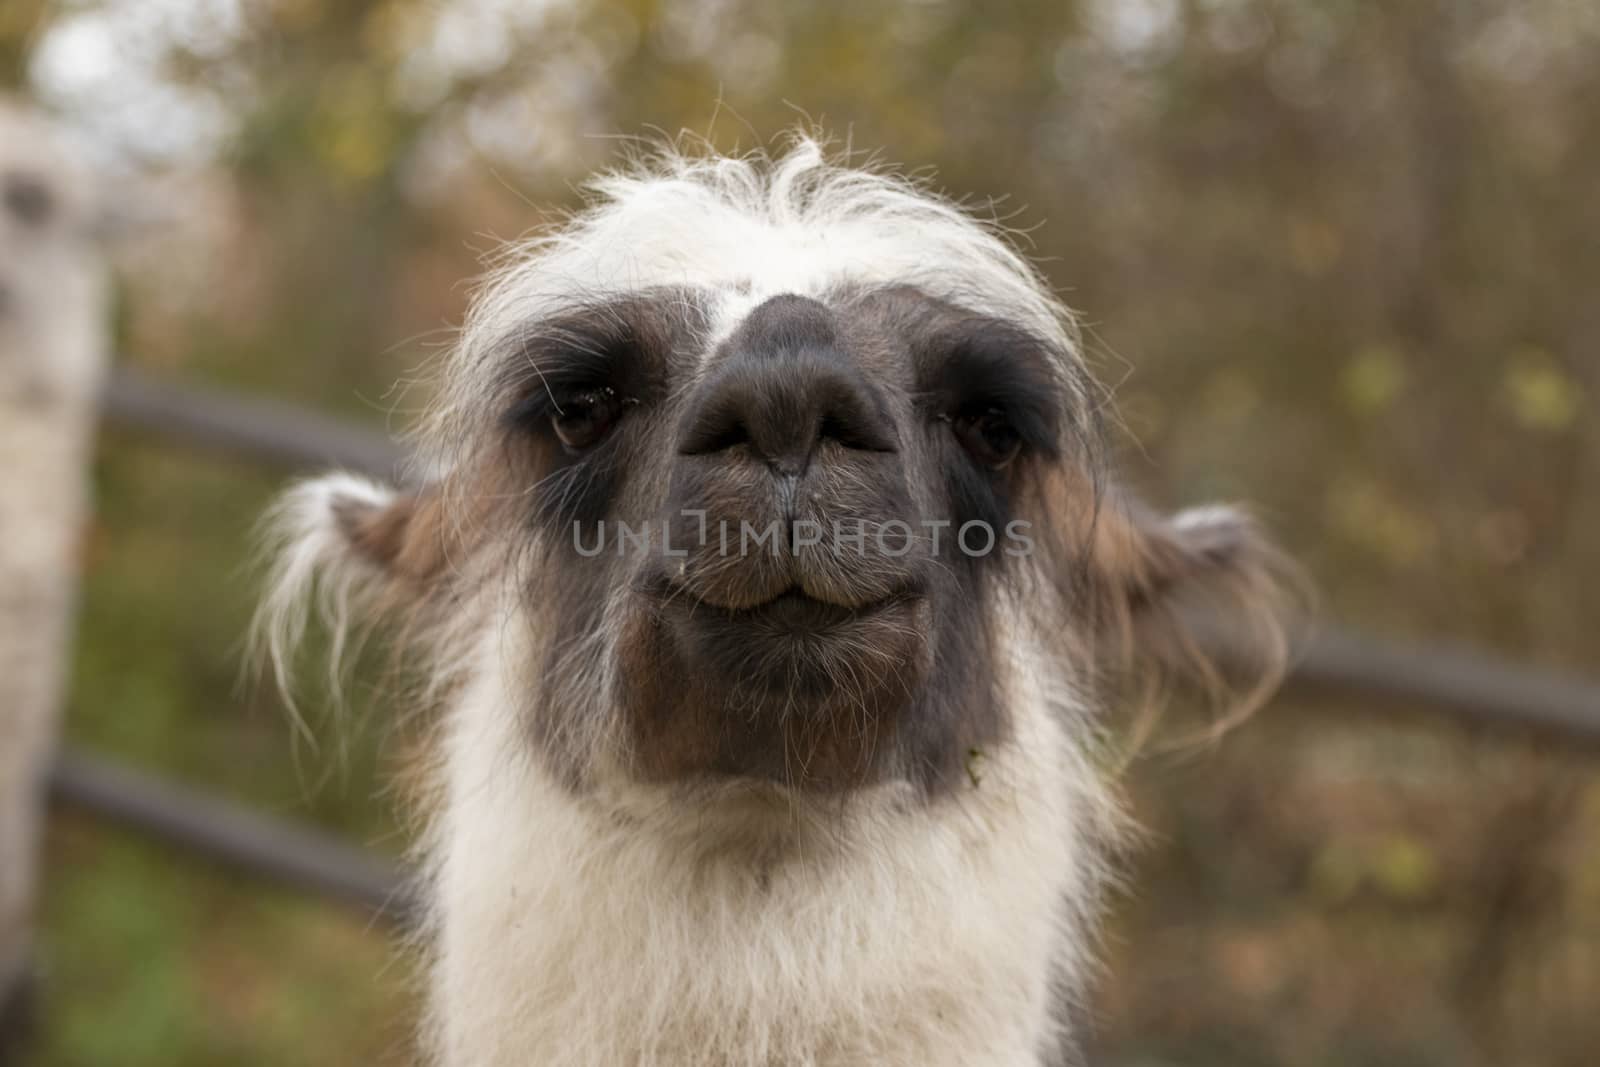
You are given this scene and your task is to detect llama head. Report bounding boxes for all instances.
[0,100,107,405]
[262,138,1292,803]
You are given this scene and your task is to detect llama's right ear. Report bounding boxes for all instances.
[275,472,450,586]
[258,473,447,641]
[327,478,450,584]
[255,473,450,706]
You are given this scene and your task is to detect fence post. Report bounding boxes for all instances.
[0,101,110,1055]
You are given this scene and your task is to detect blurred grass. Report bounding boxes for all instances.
[37,817,414,1067]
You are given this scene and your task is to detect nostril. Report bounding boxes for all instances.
[690,420,750,455]
[678,373,900,464]
[678,397,753,456]
[817,409,895,454]
[680,401,895,463]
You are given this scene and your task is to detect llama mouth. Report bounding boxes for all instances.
[650,580,928,705]
[660,582,924,633]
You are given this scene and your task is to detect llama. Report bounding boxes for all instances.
[261,138,1291,1066]
[0,101,109,1040]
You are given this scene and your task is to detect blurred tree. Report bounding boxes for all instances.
[0,0,51,89]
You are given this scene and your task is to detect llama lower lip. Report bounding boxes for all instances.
[655,583,927,699]
[665,584,921,633]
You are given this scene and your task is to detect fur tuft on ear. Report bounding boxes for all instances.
[1085,492,1303,745]
[252,473,444,727]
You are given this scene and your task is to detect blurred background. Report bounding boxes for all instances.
[2,0,1597,1064]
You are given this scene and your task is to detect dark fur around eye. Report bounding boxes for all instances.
[491,293,704,534]
[502,355,634,437]
[500,329,649,441]
[918,318,1069,464]
[497,292,698,443]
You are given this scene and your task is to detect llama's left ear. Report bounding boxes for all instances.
[1082,490,1297,717]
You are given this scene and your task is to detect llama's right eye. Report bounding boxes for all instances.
[552,386,626,452]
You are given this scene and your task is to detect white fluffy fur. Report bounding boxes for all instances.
[417,600,1115,1067]
[265,139,1125,1066]
[254,473,398,731]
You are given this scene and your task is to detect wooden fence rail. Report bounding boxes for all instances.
[49,751,410,922]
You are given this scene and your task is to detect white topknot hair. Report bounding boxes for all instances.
[427,135,1085,465]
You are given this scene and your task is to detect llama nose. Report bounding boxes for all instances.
[677,294,895,473]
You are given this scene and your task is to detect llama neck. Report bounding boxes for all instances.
[422,650,1109,1067]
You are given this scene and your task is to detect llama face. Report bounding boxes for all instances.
[270,141,1289,808]
[457,282,1083,792]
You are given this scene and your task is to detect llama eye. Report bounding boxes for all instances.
[552,387,626,452]
[952,409,1022,469]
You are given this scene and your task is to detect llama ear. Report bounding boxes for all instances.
[1091,498,1266,616]
[264,473,450,603]
[1084,491,1296,719]
[255,473,452,708]
[329,480,450,584]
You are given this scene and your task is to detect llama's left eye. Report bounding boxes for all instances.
[552,387,625,452]
[952,409,1022,469]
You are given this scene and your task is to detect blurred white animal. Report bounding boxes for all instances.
[0,100,109,1025]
